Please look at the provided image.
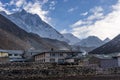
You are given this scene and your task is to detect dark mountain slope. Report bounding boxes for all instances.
[0,14,71,50]
[89,34,120,54]
[0,10,68,42]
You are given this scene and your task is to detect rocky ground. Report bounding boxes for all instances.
[0,75,120,80]
[0,62,120,80]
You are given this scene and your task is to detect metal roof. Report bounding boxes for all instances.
[91,54,113,59]
[0,50,24,54]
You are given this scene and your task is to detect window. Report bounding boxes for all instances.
[9,54,12,56]
[67,53,72,57]
[42,59,45,62]
[50,59,55,62]
[14,54,19,56]
[50,53,56,57]
[59,53,63,57]
[58,59,64,63]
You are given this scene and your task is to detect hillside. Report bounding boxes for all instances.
[63,33,80,45]
[0,14,71,51]
[89,34,120,54]
[75,36,104,47]
[0,10,68,42]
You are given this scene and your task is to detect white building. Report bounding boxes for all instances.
[0,51,9,63]
[0,50,25,62]
[34,50,82,63]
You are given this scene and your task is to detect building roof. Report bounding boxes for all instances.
[91,54,113,59]
[34,50,82,57]
[9,58,26,62]
[0,50,24,54]
[111,52,120,57]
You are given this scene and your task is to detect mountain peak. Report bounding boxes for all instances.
[0,11,8,18]
[0,14,71,50]
[75,36,103,47]
[0,11,7,15]
[88,36,100,39]
[86,36,102,41]
[5,10,68,42]
[63,33,80,45]
[20,9,27,14]
[89,34,120,54]
[103,38,111,43]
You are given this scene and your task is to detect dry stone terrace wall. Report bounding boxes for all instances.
[0,62,96,77]
[0,62,120,80]
[0,62,51,69]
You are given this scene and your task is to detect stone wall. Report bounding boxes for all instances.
[0,62,120,80]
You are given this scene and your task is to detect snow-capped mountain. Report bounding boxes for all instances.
[0,14,71,50]
[0,10,68,42]
[63,33,80,45]
[75,36,104,47]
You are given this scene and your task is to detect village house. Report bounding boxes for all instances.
[24,50,43,61]
[65,53,83,64]
[8,50,26,62]
[34,49,82,63]
[112,52,120,67]
[0,50,25,62]
[0,51,9,63]
[88,55,118,69]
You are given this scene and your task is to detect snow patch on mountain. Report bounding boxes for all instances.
[0,10,68,42]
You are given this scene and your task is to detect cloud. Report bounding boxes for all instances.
[23,1,50,23]
[71,0,120,40]
[0,1,11,14]
[42,0,49,4]
[68,7,78,12]
[80,12,88,16]
[9,0,27,8]
[49,1,57,10]
[60,29,68,34]
[0,0,51,23]
[71,6,104,28]
[16,0,25,7]
[90,6,103,13]
[87,6,104,20]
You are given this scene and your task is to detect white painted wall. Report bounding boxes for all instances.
[66,59,74,63]
[35,52,75,63]
[45,53,50,58]
[45,58,50,62]
[44,53,67,63]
